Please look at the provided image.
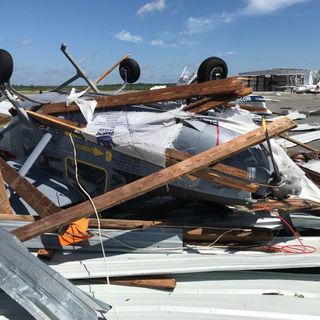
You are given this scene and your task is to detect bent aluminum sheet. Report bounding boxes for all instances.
[43,237,320,279]
[0,228,110,320]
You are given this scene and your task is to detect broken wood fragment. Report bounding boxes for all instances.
[166,148,257,192]
[185,87,252,114]
[279,134,319,152]
[13,116,296,242]
[252,198,320,213]
[37,248,56,261]
[166,148,248,179]
[0,214,36,221]
[0,158,60,218]
[39,77,243,115]
[184,227,272,244]
[94,276,176,291]
[0,170,12,215]
[27,110,85,134]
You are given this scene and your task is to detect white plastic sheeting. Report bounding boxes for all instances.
[67,88,97,123]
[209,107,320,203]
[84,109,193,167]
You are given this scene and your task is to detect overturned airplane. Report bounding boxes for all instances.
[0,45,319,216]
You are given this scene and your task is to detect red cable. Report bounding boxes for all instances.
[256,206,317,254]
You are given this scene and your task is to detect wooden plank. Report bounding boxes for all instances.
[184,227,272,243]
[12,116,296,242]
[26,110,85,133]
[39,77,242,115]
[166,153,258,193]
[279,134,319,152]
[0,214,36,221]
[95,276,176,291]
[0,170,12,214]
[252,198,320,212]
[166,148,248,179]
[0,158,60,218]
[187,87,252,114]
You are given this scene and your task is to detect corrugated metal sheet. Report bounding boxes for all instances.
[0,228,110,320]
[2,271,320,320]
[42,237,320,279]
[1,221,183,253]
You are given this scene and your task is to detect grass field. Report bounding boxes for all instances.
[12,83,175,94]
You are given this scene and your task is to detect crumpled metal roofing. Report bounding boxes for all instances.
[0,228,110,320]
[41,236,320,279]
[1,271,320,320]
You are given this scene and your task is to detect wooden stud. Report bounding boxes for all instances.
[39,77,242,115]
[95,276,176,291]
[279,134,319,152]
[0,170,12,215]
[0,158,60,218]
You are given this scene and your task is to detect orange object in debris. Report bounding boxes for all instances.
[58,218,91,246]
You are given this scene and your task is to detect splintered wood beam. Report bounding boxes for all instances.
[252,198,320,213]
[12,116,296,242]
[300,166,320,186]
[39,77,242,115]
[0,170,12,215]
[279,134,319,152]
[26,110,85,134]
[166,149,258,193]
[0,158,60,218]
[186,87,252,114]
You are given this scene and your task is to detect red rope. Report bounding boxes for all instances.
[256,206,317,254]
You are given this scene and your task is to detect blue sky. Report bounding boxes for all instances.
[1,0,318,85]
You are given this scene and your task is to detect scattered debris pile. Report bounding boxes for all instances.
[0,46,320,319]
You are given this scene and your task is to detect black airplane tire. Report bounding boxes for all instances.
[119,58,140,83]
[0,49,13,85]
[197,57,228,82]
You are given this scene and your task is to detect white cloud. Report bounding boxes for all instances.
[186,16,215,34]
[225,51,236,55]
[137,0,166,16]
[179,38,199,47]
[21,39,32,45]
[150,39,165,46]
[243,0,307,15]
[115,30,142,43]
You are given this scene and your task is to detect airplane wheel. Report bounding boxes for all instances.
[119,58,140,83]
[0,49,13,85]
[197,57,228,82]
